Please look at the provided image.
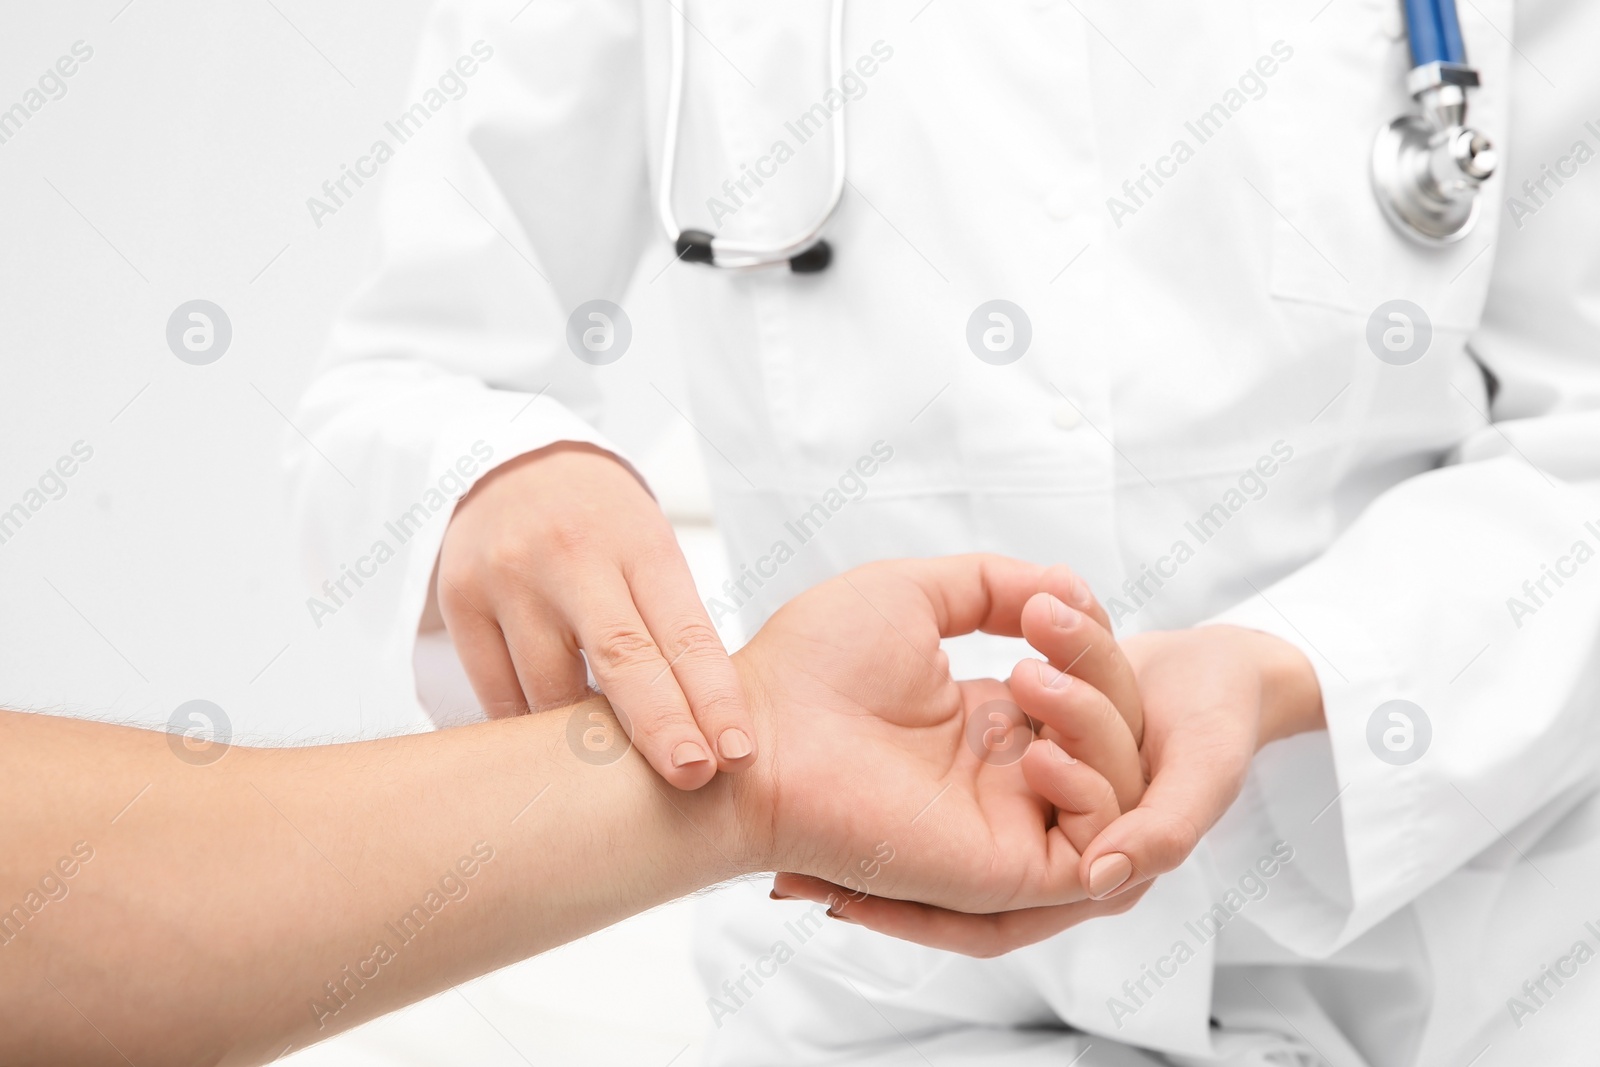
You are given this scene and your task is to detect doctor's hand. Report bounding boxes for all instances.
[1068,625,1326,902]
[438,442,753,790]
[736,555,1152,956]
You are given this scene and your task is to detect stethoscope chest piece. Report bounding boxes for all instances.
[1372,108,1493,245]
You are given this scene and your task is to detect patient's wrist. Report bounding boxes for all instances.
[722,651,783,874]
[552,695,759,887]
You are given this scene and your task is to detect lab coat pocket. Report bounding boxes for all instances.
[1259,0,1509,332]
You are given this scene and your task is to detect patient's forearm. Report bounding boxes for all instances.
[0,702,752,1065]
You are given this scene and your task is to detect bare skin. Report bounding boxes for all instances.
[437,443,757,790]
[0,555,1144,1066]
[774,620,1325,955]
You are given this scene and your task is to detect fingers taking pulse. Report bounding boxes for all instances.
[436,442,756,790]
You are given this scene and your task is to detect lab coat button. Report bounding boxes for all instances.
[1052,401,1083,430]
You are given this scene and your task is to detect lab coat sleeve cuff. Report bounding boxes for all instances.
[1191,457,1600,961]
[384,385,644,713]
[1197,589,1402,958]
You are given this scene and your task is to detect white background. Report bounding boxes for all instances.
[1,2,722,1062]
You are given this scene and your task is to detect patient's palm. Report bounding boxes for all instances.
[741,563,1086,912]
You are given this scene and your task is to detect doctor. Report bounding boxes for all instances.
[289,0,1600,1064]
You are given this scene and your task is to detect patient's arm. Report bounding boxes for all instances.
[0,555,1134,1066]
[0,699,735,1065]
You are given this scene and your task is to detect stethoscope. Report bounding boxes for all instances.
[1371,0,1497,244]
[657,0,844,271]
[657,0,1494,272]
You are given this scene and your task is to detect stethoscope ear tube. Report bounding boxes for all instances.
[670,0,1491,260]
[658,0,848,272]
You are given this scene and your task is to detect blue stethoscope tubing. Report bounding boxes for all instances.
[1404,0,1467,67]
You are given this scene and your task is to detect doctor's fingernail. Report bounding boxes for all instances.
[1088,853,1134,899]
[1036,660,1071,690]
[826,909,860,925]
[1066,576,1096,611]
[717,728,753,760]
[1046,739,1077,763]
[769,889,798,901]
[672,741,710,768]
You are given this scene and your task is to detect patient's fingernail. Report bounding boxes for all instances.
[769,889,797,901]
[1048,594,1079,629]
[826,909,859,925]
[718,728,753,760]
[672,742,710,768]
[1036,660,1069,690]
[1088,853,1134,899]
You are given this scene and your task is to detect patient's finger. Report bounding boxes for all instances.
[1019,738,1123,853]
[769,875,1150,958]
[1034,562,1114,634]
[1012,663,1145,811]
[886,554,1050,639]
[1020,592,1144,744]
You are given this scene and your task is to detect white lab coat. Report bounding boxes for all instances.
[288,0,1600,1063]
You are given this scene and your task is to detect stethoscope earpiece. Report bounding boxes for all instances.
[672,232,833,273]
[788,241,833,274]
[675,230,715,265]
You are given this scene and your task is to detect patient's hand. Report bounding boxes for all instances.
[727,556,1151,955]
